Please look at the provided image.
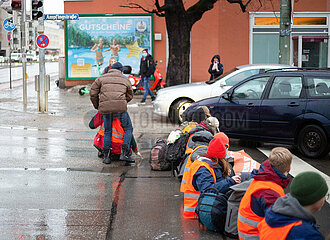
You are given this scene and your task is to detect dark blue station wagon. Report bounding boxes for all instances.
[186,70,330,158]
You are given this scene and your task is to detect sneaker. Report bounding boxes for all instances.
[151,96,156,102]
[140,99,146,104]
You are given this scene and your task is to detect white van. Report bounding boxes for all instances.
[10,53,21,62]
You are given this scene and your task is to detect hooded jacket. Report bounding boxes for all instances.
[90,69,133,114]
[249,160,291,218]
[208,55,223,80]
[140,54,155,77]
[259,194,324,240]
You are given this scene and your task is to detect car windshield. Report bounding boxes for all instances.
[205,68,237,84]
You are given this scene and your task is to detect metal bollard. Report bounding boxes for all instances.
[45,74,50,92]
[35,75,39,92]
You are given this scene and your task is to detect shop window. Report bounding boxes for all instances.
[254,17,327,26]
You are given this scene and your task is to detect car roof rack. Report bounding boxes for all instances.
[265,67,330,73]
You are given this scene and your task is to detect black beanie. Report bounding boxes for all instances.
[111,62,123,72]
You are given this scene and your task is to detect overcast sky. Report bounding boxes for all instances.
[44,0,64,14]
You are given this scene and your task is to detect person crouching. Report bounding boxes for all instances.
[183,133,241,219]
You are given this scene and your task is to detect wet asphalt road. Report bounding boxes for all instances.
[0,76,329,239]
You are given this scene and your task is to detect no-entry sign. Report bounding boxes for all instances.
[36,34,49,48]
[7,32,11,41]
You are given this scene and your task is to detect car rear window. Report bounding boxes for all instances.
[268,76,303,99]
[306,77,330,98]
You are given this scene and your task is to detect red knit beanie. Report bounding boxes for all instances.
[207,137,227,159]
[214,132,229,148]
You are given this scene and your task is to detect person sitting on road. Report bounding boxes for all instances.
[102,57,117,75]
[183,133,241,219]
[185,116,219,155]
[181,105,212,134]
[258,171,328,240]
[89,112,142,161]
[237,147,292,240]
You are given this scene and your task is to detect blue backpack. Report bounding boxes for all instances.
[195,187,228,232]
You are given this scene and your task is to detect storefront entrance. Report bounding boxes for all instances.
[293,36,328,68]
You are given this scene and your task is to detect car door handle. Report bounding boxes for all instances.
[247,102,254,108]
[288,102,299,107]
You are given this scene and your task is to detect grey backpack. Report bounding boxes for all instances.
[224,179,253,238]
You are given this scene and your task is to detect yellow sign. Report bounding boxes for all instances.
[71,63,91,77]
[125,41,144,60]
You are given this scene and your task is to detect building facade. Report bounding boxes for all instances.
[64,0,330,86]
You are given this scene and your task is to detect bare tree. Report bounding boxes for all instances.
[122,0,262,86]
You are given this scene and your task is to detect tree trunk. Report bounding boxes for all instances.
[165,12,192,86]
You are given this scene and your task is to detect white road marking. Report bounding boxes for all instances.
[258,147,330,204]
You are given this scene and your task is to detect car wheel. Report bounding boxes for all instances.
[297,124,329,158]
[170,99,193,124]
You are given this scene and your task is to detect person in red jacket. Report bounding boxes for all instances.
[237,147,292,240]
[89,112,142,163]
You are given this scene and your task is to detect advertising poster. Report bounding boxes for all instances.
[65,14,153,80]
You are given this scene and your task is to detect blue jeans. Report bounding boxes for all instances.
[102,112,133,150]
[142,76,154,100]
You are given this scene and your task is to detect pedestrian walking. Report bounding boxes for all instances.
[258,171,328,240]
[182,132,241,219]
[237,147,292,240]
[90,62,134,165]
[139,49,156,104]
[208,54,223,80]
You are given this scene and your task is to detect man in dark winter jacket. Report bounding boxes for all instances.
[139,48,156,103]
[90,62,134,165]
[258,171,328,240]
[208,54,223,80]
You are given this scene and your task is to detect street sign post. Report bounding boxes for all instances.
[3,17,15,31]
[36,34,49,48]
[44,14,79,21]
[7,31,11,41]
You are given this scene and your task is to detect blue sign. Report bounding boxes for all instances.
[36,34,49,48]
[44,14,79,21]
[3,18,15,31]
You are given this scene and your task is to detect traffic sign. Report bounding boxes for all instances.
[36,34,49,48]
[3,17,15,31]
[7,31,11,41]
[44,14,79,21]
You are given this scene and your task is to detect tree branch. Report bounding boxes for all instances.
[120,2,165,17]
[226,0,262,12]
[186,0,218,25]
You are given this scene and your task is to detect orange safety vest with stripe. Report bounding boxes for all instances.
[183,158,217,219]
[258,219,302,240]
[237,180,285,240]
[180,145,208,193]
[97,117,124,143]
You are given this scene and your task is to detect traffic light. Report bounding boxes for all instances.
[32,0,43,20]
[11,0,21,10]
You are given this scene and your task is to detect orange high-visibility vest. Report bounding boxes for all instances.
[98,117,124,143]
[237,180,285,240]
[183,158,217,219]
[180,145,208,193]
[258,218,302,240]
